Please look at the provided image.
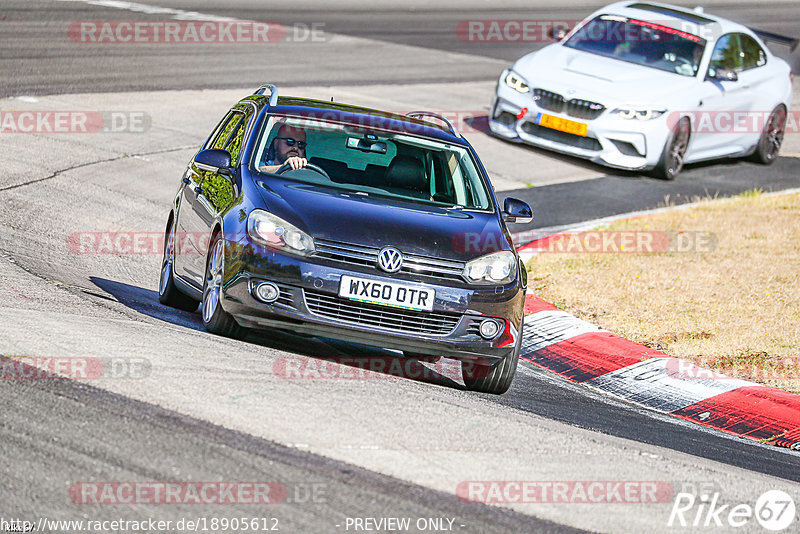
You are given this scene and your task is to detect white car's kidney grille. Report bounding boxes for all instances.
[566,99,606,120]
[534,89,605,120]
[534,89,566,113]
[304,289,460,335]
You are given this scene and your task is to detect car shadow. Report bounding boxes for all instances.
[89,277,465,390]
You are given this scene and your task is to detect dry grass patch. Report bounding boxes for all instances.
[527,190,800,393]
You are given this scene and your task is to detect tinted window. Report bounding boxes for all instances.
[563,15,706,76]
[740,34,767,70]
[251,116,492,210]
[709,34,742,74]
[203,109,251,212]
[206,111,239,150]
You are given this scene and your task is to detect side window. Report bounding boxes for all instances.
[202,107,253,213]
[740,34,767,70]
[708,34,742,75]
[212,112,244,151]
[205,110,239,150]
[222,116,247,166]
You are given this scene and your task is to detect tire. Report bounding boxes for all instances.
[654,116,691,180]
[751,105,787,165]
[461,323,522,395]
[403,351,441,363]
[202,233,245,339]
[158,218,199,312]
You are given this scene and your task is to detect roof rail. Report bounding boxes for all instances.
[253,84,279,106]
[405,111,462,138]
[749,28,799,52]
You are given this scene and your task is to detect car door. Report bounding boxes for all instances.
[691,33,753,157]
[735,34,773,149]
[174,108,246,289]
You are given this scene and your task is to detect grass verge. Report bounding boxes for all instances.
[526,189,800,393]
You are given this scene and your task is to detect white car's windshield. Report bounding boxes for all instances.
[564,15,707,77]
[251,116,493,210]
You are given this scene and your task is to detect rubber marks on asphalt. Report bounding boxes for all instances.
[520,295,800,451]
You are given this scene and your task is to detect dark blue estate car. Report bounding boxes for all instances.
[159,84,532,394]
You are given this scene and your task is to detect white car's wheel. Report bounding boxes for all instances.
[654,116,691,180]
[752,105,787,165]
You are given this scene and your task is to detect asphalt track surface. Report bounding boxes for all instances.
[2,1,800,532]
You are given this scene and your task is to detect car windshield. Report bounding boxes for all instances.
[250,116,492,210]
[564,15,707,77]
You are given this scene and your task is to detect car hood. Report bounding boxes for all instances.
[252,177,508,261]
[513,45,697,107]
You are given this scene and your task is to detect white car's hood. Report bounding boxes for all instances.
[513,45,697,108]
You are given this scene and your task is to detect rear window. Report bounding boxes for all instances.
[250,116,493,211]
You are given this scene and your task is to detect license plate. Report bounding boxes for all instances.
[339,275,435,312]
[537,113,588,137]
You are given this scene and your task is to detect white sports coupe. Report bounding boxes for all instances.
[489,1,796,179]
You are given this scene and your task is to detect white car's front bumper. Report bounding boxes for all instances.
[490,79,672,171]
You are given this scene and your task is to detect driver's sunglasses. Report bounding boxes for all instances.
[277,137,307,150]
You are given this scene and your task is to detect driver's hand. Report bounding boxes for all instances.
[285,156,308,170]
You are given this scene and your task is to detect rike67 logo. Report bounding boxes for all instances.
[669,489,796,531]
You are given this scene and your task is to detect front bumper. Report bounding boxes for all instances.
[490,78,671,171]
[220,239,525,363]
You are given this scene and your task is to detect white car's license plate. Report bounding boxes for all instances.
[339,275,435,312]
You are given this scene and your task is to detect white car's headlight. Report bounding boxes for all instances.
[504,71,530,94]
[611,108,666,121]
[463,251,517,285]
[247,209,315,256]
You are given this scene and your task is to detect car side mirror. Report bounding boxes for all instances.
[194,148,233,177]
[550,27,568,41]
[707,67,738,82]
[503,197,533,224]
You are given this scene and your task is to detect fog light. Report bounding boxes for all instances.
[254,281,279,303]
[479,319,501,339]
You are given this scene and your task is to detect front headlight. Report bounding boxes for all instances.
[611,108,666,120]
[463,251,517,285]
[247,209,315,256]
[504,71,530,94]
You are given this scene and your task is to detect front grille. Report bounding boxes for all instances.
[275,284,296,308]
[533,89,565,113]
[521,122,602,151]
[304,289,460,336]
[314,239,466,282]
[565,99,605,120]
[534,89,605,120]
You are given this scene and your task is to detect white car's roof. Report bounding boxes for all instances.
[586,1,749,41]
